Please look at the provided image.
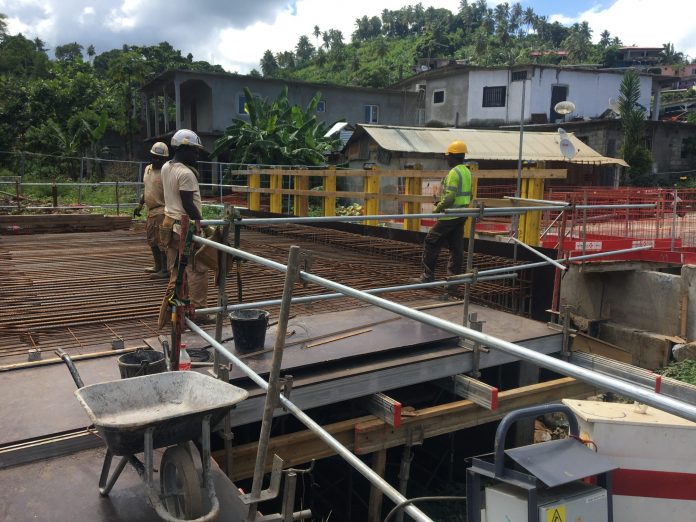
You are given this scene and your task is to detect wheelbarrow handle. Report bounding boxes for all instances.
[54,348,85,389]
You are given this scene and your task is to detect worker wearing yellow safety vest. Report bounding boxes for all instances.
[417,140,472,286]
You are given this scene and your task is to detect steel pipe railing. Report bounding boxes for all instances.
[186,319,433,522]
[196,245,650,316]
[195,272,518,315]
[507,237,566,271]
[200,202,656,227]
[191,235,696,424]
[195,244,650,315]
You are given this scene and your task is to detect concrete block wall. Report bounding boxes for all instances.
[562,264,696,368]
[562,266,682,336]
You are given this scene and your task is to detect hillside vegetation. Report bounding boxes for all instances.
[256,1,688,88]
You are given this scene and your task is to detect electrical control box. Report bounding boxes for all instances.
[485,482,608,522]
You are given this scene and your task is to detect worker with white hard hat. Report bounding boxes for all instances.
[160,129,215,323]
[416,139,472,291]
[134,141,170,278]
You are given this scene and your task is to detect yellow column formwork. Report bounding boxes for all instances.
[364,173,380,226]
[293,174,309,217]
[524,178,545,247]
[248,171,261,211]
[404,176,422,232]
[324,171,336,217]
[269,170,283,214]
[517,178,529,243]
[464,164,479,239]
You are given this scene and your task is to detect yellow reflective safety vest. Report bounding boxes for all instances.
[438,164,472,220]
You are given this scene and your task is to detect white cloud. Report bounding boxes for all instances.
[558,0,696,60]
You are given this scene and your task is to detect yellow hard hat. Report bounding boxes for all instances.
[447,140,468,155]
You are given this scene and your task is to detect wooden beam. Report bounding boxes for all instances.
[215,377,597,480]
[367,449,387,522]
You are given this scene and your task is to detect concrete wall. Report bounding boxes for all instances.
[562,266,681,335]
[397,66,653,127]
[143,71,420,141]
[425,72,469,126]
[529,68,651,123]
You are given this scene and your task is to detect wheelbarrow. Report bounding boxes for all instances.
[56,348,248,521]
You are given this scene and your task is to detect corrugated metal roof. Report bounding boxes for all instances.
[350,125,629,167]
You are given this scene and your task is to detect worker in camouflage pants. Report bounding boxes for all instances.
[134,142,169,279]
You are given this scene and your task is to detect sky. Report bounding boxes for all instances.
[1,0,695,74]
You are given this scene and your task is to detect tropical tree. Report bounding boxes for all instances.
[55,42,84,62]
[260,49,278,77]
[618,71,653,184]
[295,35,315,64]
[211,86,341,167]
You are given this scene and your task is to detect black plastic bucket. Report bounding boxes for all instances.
[229,309,269,353]
[117,349,166,379]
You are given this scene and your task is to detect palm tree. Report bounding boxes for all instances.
[0,13,7,39]
[522,7,535,35]
[313,25,321,47]
[661,42,684,64]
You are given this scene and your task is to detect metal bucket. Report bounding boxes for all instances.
[228,309,269,353]
[117,349,166,379]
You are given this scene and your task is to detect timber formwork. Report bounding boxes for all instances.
[0,225,529,366]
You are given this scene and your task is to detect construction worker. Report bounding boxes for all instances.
[417,140,472,286]
[135,142,169,278]
[161,129,214,323]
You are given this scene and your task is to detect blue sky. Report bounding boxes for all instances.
[1,0,694,73]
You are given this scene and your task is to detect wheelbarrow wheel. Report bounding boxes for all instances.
[160,445,203,520]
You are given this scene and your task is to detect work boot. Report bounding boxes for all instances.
[149,251,169,279]
[196,313,218,325]
[144,246,161,273]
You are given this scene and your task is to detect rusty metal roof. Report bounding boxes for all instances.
[350,124,629,167]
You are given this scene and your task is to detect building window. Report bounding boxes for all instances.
[482,86,506,107]
[682,139,689,159]
[511,70,528,81]
[238,93,260,115]
[606,138,616,157]
[364,104,379,124]
[433,90,445,104]
[316,100,326,113]
[577,136,589,145]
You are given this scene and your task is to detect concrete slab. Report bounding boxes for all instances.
[0,447,249,521]
[0,300,554,447]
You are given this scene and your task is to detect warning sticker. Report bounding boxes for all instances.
[547,506,566,522]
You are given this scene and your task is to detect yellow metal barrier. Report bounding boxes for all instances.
[269,169,282,214]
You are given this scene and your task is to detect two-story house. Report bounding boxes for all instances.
[139,70,420,151]
[391,64,665,128]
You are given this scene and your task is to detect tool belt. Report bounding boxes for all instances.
[160,215,175,245]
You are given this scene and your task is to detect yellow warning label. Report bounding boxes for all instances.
[547,506,566,522]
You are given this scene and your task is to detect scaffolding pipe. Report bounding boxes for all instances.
[195,273,518,315]
[200,203,656,227]
[504,196,570,206]
[191,237,696,423]
[186,319,433,522]
[508,237,566,271]
[195,245,651,315]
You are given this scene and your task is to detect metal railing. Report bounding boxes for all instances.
[165,203,686,522]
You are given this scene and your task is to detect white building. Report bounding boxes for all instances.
[392,64,669,128]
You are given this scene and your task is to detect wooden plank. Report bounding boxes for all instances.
[572,333,632,364]
[214,377,597,479]
[353,377,596,454]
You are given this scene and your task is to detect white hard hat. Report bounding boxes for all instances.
[171,129,205,150]
[150,142,169,157]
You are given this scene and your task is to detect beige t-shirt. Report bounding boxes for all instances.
[162,161,202,232]
[143,164,165,216]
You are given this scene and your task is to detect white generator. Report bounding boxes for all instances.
[485,482,608,522]
[467,404,617,522]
